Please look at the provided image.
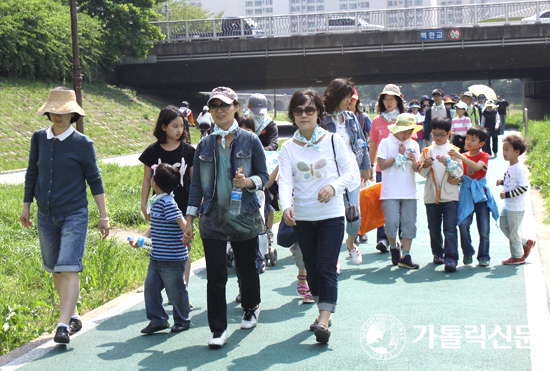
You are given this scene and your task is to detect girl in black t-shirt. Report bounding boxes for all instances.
[139,106,195,288]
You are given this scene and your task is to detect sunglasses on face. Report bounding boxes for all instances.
[292,106,318,116]
[208,102,233,112]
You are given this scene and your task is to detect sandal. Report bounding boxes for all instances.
[302,292,315,304]
[314,322,331,343]
[296,275,309,297]
[309,315,332,331]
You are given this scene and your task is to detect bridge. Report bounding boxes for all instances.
[111,1,550,119]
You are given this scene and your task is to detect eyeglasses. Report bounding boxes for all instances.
[432,133,449,138]
[343,96,353,102]
[208,102,232,112]
[292,106,318,116]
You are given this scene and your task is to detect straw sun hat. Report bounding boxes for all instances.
[37,87,86,123]
[388,113,423,134]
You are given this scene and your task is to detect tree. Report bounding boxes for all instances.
[78,0,164,65]
[0,0,104,80]
[151,1,224,21]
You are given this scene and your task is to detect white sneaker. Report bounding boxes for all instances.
[241,305,260,329]
[349,247,362,265]
[208,330,228,348]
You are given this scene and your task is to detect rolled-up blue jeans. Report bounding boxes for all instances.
[144,259,191,327]
[37,207,88,273]
[344,185,362,236]
[293,217,345,313]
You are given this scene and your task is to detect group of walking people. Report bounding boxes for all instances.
[20,80,534,348]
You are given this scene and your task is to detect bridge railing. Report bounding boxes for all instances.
[150,1,550,41]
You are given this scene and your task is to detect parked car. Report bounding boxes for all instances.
[316,17,384,32]
[521,10,550,23]
[176,17,265,40]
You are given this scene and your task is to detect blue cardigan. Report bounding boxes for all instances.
[457,175,499,226]
[24,129,104,216]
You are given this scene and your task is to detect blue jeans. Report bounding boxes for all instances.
[376,171,388,243]
[459,201,491,262]
[144,259,191,327]
[37,207,88,273]
[294,217,345,313]
[500,114,506,134]
[344,185,361,236]
[426,201,459,263]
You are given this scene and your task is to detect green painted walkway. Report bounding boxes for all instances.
[4,148,550,371]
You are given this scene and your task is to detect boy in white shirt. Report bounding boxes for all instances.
[377,113,422,269]
[419,117,463,272]
[497,134,536,265]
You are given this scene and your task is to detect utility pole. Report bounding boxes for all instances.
[70,0,84,133]
[162,1,172,40]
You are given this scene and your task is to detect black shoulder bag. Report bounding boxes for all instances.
[331,134,359,223]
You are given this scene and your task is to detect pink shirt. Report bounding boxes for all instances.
[451,116,472,137]
[370,115,393,173]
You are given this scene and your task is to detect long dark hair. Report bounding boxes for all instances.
[323,78,355,114]
[153,105,188,144]
[287,90,327,129]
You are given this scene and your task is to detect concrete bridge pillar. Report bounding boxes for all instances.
[523,78,550,121]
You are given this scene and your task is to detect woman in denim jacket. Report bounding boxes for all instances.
[183,87,268,349]
[323,78,371,268]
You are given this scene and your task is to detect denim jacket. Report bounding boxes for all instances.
[325,111,371,170]
[186,128,269,217]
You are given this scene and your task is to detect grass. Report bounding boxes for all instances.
[524,119,550,222]
[0,79,202,172]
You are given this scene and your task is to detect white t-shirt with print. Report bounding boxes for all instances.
[502,162,529,211]
[279,134,356,221]
[378,134,420,200]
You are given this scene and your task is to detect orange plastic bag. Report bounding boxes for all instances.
[359,183,385,234]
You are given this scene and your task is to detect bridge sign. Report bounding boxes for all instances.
[420,30,444,41]
[449,28,462,41]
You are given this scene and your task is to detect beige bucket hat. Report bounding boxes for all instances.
[378,84,403,103]
[388,113,423,134]
[37,87,86,122]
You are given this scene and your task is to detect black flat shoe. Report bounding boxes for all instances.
[171,323,191,333]
[68,318,82,335]
[141,323,170,334]
[54,327,70,344]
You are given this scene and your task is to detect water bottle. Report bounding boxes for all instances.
[357,139,367,147]
[128,235,153,249]
[445,155,463,178]
[229,167,243,216]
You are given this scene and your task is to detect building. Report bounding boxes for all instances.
[187,0,508,17]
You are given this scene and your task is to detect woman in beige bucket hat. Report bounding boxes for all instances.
[21,87,109,344]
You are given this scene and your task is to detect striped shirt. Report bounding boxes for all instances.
[150,194,188,261]
[451,116,472,137]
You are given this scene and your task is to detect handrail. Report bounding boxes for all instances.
[148,1,550,42]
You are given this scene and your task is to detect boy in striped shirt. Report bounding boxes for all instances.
[131,163,192,334]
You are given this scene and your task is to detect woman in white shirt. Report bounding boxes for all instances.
[279,90,355,344]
